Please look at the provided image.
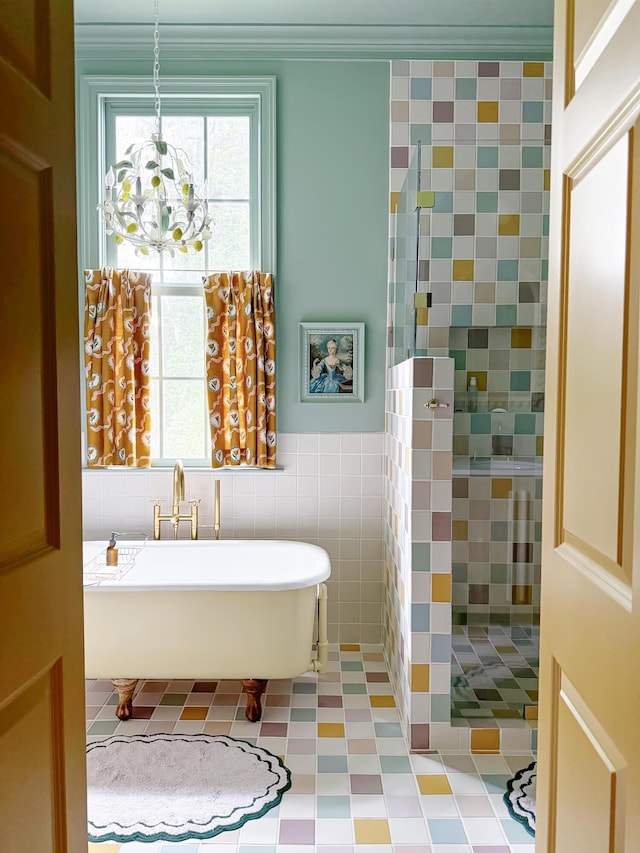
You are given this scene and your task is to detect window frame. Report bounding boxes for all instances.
[76,75,276,468]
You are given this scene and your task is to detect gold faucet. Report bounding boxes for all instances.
[173,458,185,513]
[153,460,200,540]
[213,478,221,540]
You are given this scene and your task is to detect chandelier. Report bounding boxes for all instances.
[98,0,212,255]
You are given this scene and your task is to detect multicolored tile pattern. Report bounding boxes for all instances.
[387,59,552,364]
[450,325,546,428]
[86,644,536,853]
[384,357,456,750]
[382,356,535,754]
[452,468,542,628]
[452,626,539,724]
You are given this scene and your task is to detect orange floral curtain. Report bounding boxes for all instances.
[204,271,276,468]
[83,268,152,467]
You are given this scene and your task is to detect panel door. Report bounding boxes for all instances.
[537,0,640,849]
[0,1,87,850]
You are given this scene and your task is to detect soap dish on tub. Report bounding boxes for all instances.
[83,533,148,584]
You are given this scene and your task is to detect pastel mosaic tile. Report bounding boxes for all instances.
[388,60,551,364]
[386,61,546,754]
[452,625,539,722]
[86,644,536,853]
[449,323,543,635]
[383,357,458,749]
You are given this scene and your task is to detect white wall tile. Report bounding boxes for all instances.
[362,433,383,454]
[81,433,384,644]
[340,433,362,454]
[102,473,125,497]
[276,433,298,453]
[319,434,341,453]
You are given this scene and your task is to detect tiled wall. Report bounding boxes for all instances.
[452,470,542,625]
[450,325,546,435]
[450,325,544,625]
[382,360,534,753]
[82,433,385,645]
[387,59,552,361]
[383,59,548,753]
[383,357,455,750]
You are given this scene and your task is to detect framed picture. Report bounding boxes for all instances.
[300,322,365,403]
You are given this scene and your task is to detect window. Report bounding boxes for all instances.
[80,77,276,465]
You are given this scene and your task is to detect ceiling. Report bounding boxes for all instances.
[74,0,553,28]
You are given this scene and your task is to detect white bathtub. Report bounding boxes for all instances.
[83,539,331,720]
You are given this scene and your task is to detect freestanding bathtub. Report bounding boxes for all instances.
[83,539,331,722]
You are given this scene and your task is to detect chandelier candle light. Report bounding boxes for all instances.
[98,0,212,255]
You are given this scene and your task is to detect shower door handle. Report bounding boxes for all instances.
[425,399,450,410]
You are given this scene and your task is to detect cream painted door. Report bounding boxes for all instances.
[537,0,640,849]
[0,1,87,851]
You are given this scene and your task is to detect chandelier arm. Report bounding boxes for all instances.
[98,0,212,255]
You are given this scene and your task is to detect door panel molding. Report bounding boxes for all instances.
[574,0,636,89]
[558,673,626,851]
[547,659,627,851]
[544,657,562,850]
[564,0,577,105]
[621,124,640,580]
[564,12,640,171]
[0,659,68,852]
[553,176,572,549]
[50,658,69,853]
[556,133,630,569]
[560,672,625,774]
[558,538,632,605]
[0,134,60,572]
[0,0,52,98]
[565,88,640,184]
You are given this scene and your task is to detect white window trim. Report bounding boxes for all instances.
[103,96,260,271]
[76,74,276,275]
[76,75,276,468]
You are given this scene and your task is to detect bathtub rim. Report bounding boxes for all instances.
[82,538,331,592]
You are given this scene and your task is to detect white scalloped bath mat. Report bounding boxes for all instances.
[504,760,536,837]
[87,733,291,843]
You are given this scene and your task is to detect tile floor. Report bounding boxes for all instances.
[451,627,539,722]
[86,644,535,853]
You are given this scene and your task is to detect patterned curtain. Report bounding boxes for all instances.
[84,268,152,467]
[204,271,276,468]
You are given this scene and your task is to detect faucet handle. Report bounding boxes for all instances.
[189,498,201,506]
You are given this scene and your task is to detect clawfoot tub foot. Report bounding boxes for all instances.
[112,678,139,720]
[241,678,268,722]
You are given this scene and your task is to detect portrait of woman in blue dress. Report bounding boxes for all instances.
[309,337,354,394]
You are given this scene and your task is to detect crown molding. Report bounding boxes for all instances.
[74,23,553,61]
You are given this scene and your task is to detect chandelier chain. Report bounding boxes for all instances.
[97,0,212,254]
[153,0,161,136]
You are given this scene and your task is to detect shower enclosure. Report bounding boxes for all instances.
[386,134,548,735]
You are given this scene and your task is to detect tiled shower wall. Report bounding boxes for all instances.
[383,60,550,750]
[450,325,546,438]
[450,325,544,623]
[383,357,455,750]
[82,433,384,645]
[387,58,552,361]
[452,469,542,626]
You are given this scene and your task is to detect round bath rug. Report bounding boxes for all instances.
[87,733,291,843]
[504,760,536,837]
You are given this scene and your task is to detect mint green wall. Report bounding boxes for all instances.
[76,54,390,432]
[277,62,389,432]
